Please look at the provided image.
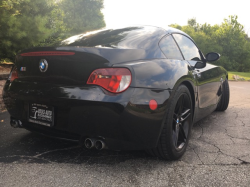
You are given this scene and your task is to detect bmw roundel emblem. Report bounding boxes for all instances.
[39,59,48,72]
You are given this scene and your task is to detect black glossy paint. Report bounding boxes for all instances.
[3,26,228,150]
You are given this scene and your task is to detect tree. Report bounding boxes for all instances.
[59,0,105,35]
[0,0,59,60]
[213,15,249,71]
[170,15,250,72]
[0,0,106,60]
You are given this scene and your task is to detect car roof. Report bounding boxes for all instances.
[59,25,191,51]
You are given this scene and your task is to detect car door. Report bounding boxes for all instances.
[172,34,221,121]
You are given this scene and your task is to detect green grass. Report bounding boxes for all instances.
[228,71,250,81]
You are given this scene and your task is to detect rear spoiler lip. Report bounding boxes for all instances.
[20,51,75,56]
[18,46,164,64]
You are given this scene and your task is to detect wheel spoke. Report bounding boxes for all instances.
[173,126,179,148]
[171,91,192,150]
[181,109,190,117]
[175,128,179,147]
[175,96,181,114]
[177,95,185,115]
[173,117,177,123]
[180,109,191,123]
[179,124,187,140]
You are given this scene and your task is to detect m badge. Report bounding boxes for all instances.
[20,67,26,71]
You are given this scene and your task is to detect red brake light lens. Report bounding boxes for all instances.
[9,67,18,82]
[87,68,132,93]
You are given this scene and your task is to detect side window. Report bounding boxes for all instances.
[173,34,201,61]
[159,35,183,60]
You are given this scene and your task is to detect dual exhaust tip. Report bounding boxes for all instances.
[84,138,106,150]
[10,119,22,128]
[10,119,105,150]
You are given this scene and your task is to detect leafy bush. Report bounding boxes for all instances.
[170,16,250,72]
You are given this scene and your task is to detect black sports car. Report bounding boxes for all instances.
[3,26,230,160]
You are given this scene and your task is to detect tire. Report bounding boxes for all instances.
[216,79,230,111]
[147,85,193,160]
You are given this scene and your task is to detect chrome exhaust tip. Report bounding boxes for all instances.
[95,140,105,150]
[84,138,95,149]
[10,119,22,128]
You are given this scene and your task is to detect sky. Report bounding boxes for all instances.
[102,0,250,36]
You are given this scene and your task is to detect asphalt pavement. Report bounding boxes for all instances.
[0,81,250,186]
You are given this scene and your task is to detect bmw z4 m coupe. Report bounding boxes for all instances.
[3,26,230,160]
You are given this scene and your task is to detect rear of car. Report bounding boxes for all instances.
[3,26,170,150]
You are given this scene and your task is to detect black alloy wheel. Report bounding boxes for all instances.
[216,78,230,111]
[147,85,193,160]
[172,93,192,151]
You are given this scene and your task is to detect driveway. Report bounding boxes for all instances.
[0,81,250,186]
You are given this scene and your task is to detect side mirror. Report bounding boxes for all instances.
[206,52,220,62]
[194,61,206,69]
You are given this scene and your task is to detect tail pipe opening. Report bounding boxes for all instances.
[84,138,95,149]
[10,118,22,128]
[95,140,106,150]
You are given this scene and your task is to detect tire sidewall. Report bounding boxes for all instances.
[165,85,193,159]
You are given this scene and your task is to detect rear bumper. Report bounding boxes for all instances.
[3,80,171,150]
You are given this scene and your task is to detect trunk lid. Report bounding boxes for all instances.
[16,47,110,85]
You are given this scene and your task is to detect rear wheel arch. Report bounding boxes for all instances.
[182,81,195,118]
[172,80,196,119]
[147,84,194,160]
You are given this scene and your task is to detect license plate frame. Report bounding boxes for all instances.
[28,103,54,127]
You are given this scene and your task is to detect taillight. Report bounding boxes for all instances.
[87,68,132,93]
[8,67,18,82]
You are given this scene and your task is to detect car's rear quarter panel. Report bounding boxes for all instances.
[115,59,195,90]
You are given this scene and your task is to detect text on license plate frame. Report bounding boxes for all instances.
[28,103,54,127]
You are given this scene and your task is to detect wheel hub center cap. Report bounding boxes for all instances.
[176,118,180,130]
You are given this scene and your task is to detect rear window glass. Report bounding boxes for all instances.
[59,27,143,47]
